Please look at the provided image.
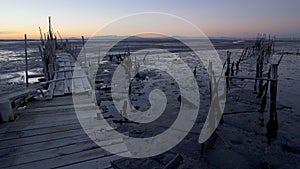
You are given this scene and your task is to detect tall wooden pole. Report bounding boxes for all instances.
[48,16,53,39]
[24,34,29,87]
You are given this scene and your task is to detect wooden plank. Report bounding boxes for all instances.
[15,109,98,124]
[13,114,79,128]
[48,72,58,97]
[0,123,81,142]
[5,143,127,169]
[0,134,89,158]
[0,86,39,103]
[25,95,74,108]
[0,138,125,168]
[58,154,124,169]
[0,86,40,122]
[53,69,82,73]
[64,61,73,94]
[0,120,115,158]
[16,103,96,113]
[54,67,65,96]
[0,109,109,135]
[42,76,88,84]
[72,68,86,93]
[0,116,78,134]
[0,119,79,135]
[0,128,86,150]
[214,75,277,81]
[76,67,92,92]
[81,78,92,91]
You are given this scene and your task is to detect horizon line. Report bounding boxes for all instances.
[1,35,300,41]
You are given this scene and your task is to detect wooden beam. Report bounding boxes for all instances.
[41,76,88,84]
[214,75,277,81]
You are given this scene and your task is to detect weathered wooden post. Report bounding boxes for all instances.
[193,66,197,76]
[230,61,235,79]
[208,60,212,101]
[254,37,265,94]
[272,35,276,53]
[48,16,52,39]
[259,68,270,112]
[225,51,231,91]
[38,46,47,81]
[270,64,278,114]
[201,61,212,158]
[266,64,279,143]
[65,39,69,51]
[48,64,54,80]
[39,27,45,46]
[98,48,101,65]
[24,34,29,87]
[259,41,265,96]
[236,48,246,75]
[82,36,87,65]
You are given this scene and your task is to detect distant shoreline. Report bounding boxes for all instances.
[1,37,300,42]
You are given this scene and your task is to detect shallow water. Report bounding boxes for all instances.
[1,39,299,109]
[0,40,42,87]
[1,38,299,167]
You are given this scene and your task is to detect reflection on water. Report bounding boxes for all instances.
[0,40,42,86]
[266,110,278,144]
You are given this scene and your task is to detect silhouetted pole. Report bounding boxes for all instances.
[225,51,231,91]
[98,48,101,65]
[24,34,29,87]
[81,36,87,65]
[208,61,212,100]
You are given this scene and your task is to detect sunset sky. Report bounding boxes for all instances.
[0,0,299,39]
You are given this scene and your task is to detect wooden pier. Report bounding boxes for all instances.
[0,17,292,168]
[0,93,129,168]
[0,18,130,168]
[47,51,92,97]
[0,49,129,168]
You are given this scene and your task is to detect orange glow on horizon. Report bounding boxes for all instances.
[0,24,298,39]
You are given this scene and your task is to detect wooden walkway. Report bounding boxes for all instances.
[48,52,92,97]
[0,94,129,168]
[0,52,130,168]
